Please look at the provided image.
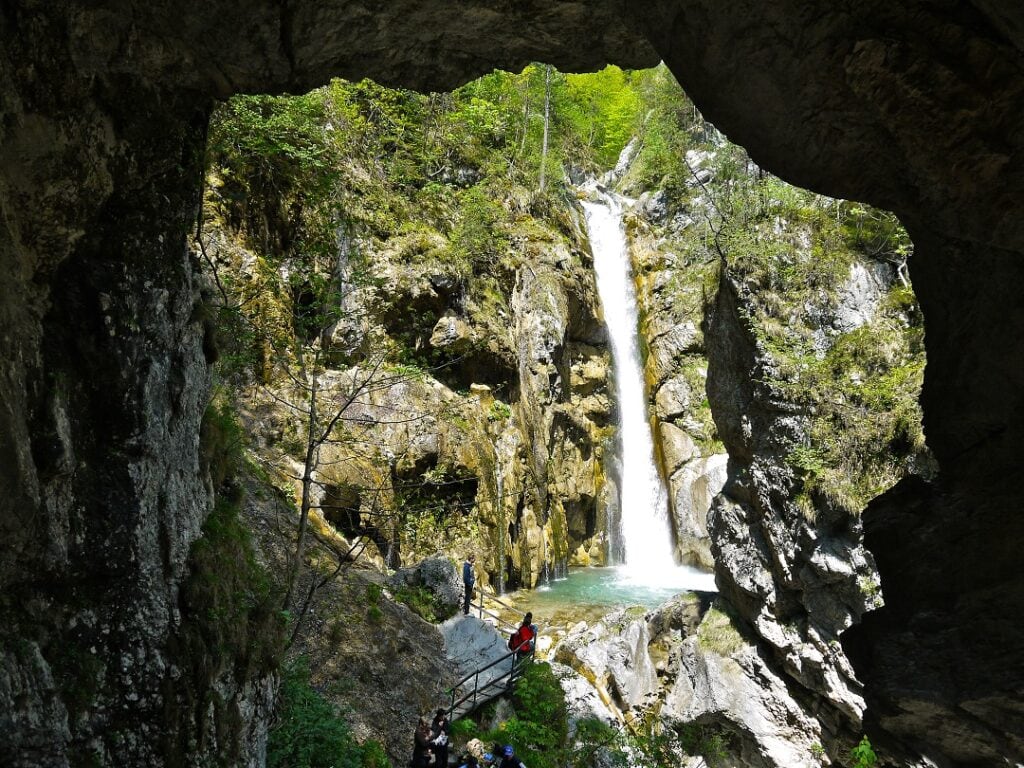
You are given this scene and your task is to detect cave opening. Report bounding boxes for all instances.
[1,3,1022,766]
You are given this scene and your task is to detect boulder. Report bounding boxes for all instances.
[389,555,464,618]
[659,422,699,474]
[554,608,659,713]
[655,376,694,422]
[549,661,617,732]
[440,615,509,692]
[430,313,475,353]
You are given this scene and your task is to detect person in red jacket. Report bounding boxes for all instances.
[507,612,535,658]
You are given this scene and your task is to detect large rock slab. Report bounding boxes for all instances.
[389,555,465,618]
[554,608,660,713]
[669,453,728,570]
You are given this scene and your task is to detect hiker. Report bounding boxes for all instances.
[411,718,432,768]
[430,708,451,767]
[462,554,476,615]
[499,745,527,768]
[507,612,535,658]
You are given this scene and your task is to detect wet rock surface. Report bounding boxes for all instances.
[554,592,839,766]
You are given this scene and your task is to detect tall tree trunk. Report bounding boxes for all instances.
[284,366,319,610]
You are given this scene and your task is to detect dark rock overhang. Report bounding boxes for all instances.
[1,1,1022,765]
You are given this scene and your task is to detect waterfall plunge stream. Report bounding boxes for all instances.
[583,190,716,592]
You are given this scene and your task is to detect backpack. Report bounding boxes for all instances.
[508,625,534,651]
[520,624,534,648]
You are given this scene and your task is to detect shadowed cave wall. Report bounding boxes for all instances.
[0,1,1022,765]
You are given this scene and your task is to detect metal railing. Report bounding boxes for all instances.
[447,594,539,721]
[446,645,536,721]
[469,584,520,635]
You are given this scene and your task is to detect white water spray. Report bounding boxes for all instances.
[584,189,715,591]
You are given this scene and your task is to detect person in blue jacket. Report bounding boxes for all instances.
[499,745,526,768]
[462,554,476,615]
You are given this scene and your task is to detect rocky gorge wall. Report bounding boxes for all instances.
[596,131,928,764]
[628,7,1024,758]
[2,1,1024,765]
[211,182,614,593]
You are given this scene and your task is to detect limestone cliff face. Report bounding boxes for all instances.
[619,137,928,764]
[703,273,877,738]
[0,51,275,766]
[507,215,612,582]
[214,193,611,593]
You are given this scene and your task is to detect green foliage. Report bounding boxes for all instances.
[397,462,480,559]
[450,184,510,273]
[204,62,679,393]
[451,663,570,768]
[181,495,282,666]
[505,661,569,754]
[364,584,385,623]
[199,399,247,493]
[678,723,730,765]
[268,658,387,768]
[488,400,513,422]
[450,718,479,741]
[561,66,642,168]
[626,718,733,768]
[624,64,709,194]
[850,736,878,768]
[665,138,928,518]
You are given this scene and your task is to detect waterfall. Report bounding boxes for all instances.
[583,191,679,584]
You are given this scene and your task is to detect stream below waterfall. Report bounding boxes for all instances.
[499,565,717,653]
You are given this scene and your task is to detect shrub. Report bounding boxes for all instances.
[452,664,570,768]
[850,736,878,768]
[199,400,246,493]
[488,400,512,422]
[393,585,456,623]
[268,658,387,768]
